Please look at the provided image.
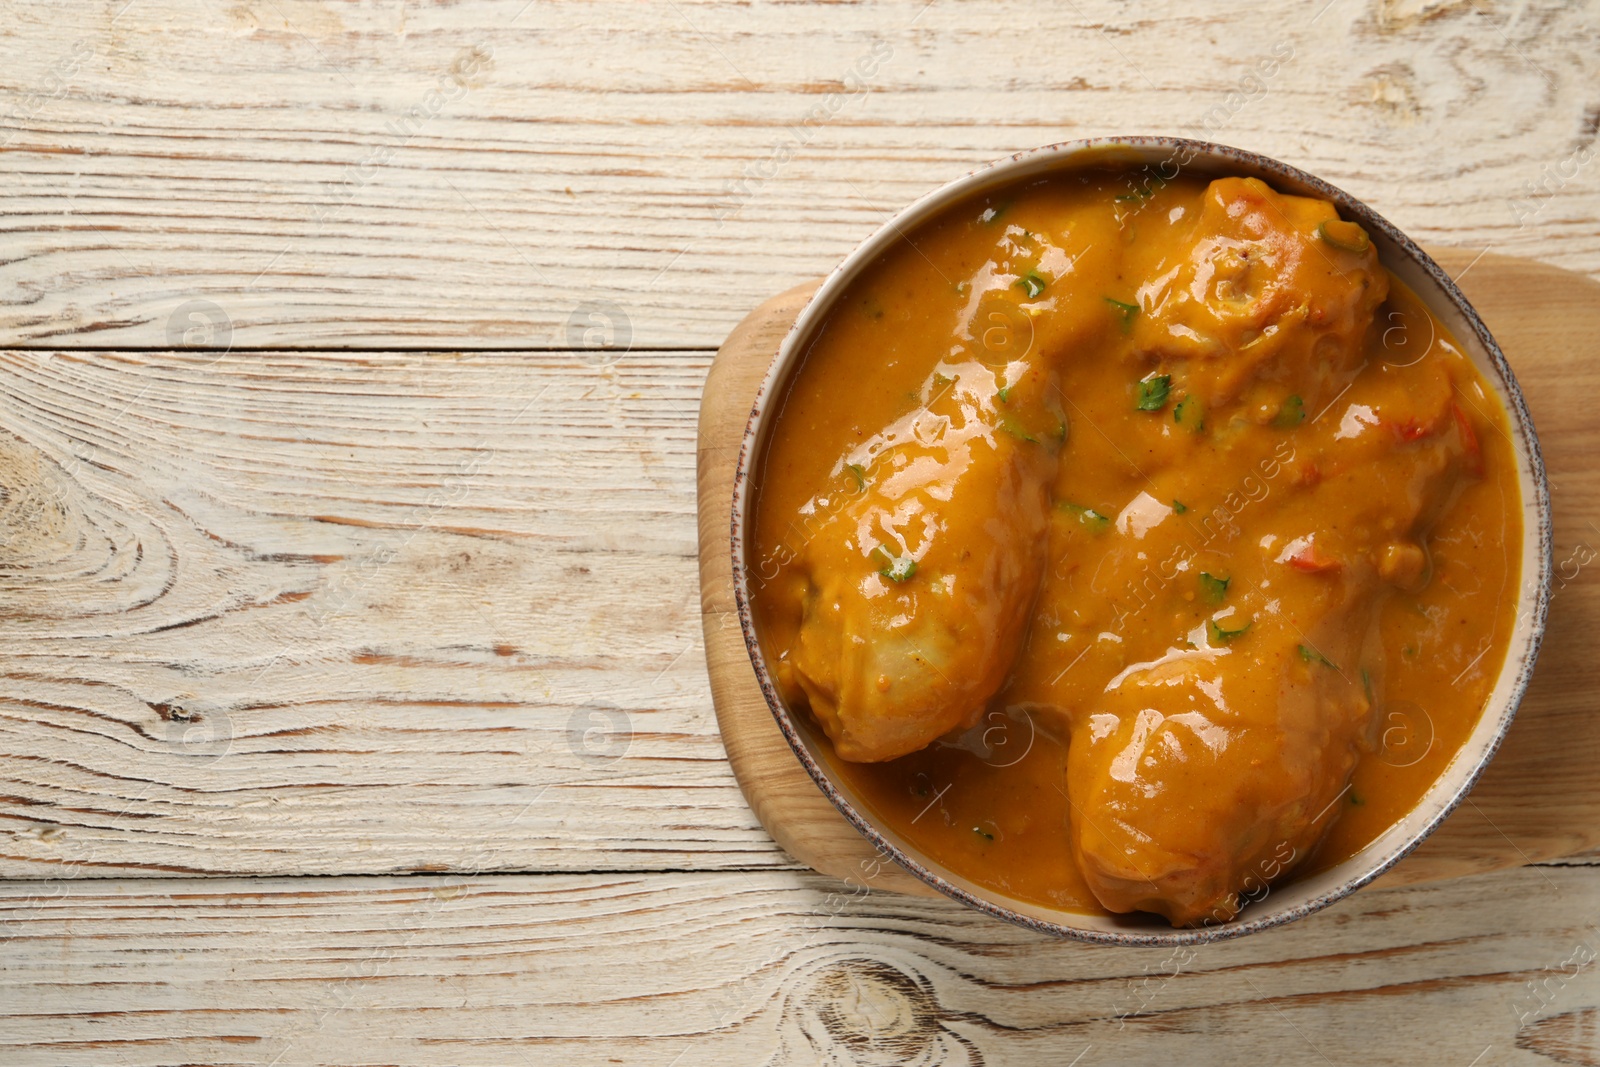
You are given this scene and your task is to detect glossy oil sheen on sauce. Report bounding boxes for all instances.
[750,170,1520,922]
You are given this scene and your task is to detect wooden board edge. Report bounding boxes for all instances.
[698,248,1600,902]
[696,283,938,897]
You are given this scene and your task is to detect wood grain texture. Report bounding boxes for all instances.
[699,249,1600,897]
[1,3,1599,1057]
[0,351,807,877]
[0,862,1597,1066]
[0,0,1597,349]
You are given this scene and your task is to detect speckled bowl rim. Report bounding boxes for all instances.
[729,136,1553,946]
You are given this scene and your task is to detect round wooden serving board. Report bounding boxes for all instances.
[697,248,1600,900]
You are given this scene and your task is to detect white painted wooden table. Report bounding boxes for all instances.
[1,2,1597,1063]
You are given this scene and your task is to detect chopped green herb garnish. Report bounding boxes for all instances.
[1105,297,1139,332]
[1208,618,1252,644]
[1114,176,1165,204]
[998,416,1037,444]
[1199,572,1230,604]
[1172,500,1188,514]
[845,463,866,491]
[1403,645,1417,658]
[880,555,917,583]
[1317,219,1371,253]
[1174,394,1205,433]
[1060,503,1111,534]
[1349,791,1365,806]
[1361,667,1375,703]
[1274,395,1305,429]
[972,825,995,841]
[1299,644,1338,669]
[1135,374,1171,412]
[932,372,955,390]
[997,385,1012,404]
[1017,272,1047,299]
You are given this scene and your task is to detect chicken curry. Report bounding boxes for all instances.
[749,170,1520,926]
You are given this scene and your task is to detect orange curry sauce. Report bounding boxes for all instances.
[750,170,1520,924]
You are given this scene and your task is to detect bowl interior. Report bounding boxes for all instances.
[733,137,1552,945]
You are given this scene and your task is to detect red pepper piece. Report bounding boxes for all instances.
[1390,416,1432,443]
[1452,401,1484,476]
[1288,541,1341,574]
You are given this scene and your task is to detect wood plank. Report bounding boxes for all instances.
[0,351,799,876]
[1,0,1597,349]
[701,250,1600,899]
[0,863,1596,1065]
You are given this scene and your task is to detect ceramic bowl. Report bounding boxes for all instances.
[730,136,1552,945]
